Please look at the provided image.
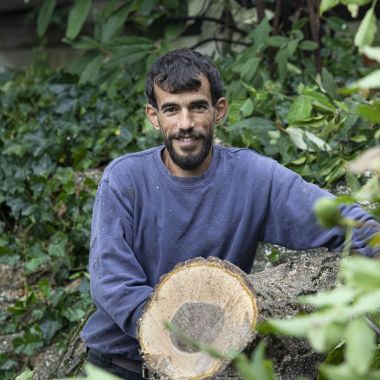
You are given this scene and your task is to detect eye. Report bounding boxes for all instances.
[192,103,208,111]
[163,106,177,114]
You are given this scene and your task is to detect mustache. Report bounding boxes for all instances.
[168,131,205,140]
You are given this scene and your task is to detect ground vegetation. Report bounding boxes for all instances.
[0,1,379,379]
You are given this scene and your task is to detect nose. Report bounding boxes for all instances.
[177,110,193,131]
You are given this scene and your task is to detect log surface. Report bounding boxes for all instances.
[138,257,259,380]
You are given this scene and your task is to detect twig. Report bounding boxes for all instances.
[273,0,283,36]
[167,16,248,36]
[365,315,380,338]
[306,0,322,73]
[191,37,251,49]
[257,0,266,23]
[0,206,13,230]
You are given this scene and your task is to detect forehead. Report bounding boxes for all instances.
[153,75,212,109]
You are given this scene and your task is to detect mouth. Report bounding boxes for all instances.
[170,134,202,149]
[175,137,199,150]
[178,136,198,143]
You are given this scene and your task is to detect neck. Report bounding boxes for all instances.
[162,148,213,177]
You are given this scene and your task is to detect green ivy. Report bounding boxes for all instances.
[1,0,380,378]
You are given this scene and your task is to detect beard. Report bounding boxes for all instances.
[162,127,214,171]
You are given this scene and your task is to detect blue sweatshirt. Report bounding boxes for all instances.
[81,145,378,360]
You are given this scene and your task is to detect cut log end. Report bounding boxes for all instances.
[137,257,258,380]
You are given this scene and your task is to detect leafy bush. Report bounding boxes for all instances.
[1,0,380,379]
[0,67,160,378]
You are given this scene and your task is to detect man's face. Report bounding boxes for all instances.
[146,75,227,176]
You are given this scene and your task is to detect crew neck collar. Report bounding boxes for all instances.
[153,145,219,189]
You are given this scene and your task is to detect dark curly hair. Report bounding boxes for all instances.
[145,48,224,109]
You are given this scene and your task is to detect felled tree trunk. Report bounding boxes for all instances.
[138,257,259,380]
[46,252,339,380]
[138,253,339,380]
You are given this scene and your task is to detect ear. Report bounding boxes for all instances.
[145,105,160,130]
[214,97,228,123]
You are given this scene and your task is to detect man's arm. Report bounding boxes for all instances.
[261,162,379,257]
[89,179,153,338]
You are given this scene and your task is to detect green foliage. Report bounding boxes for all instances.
[233,342,277,380]
[261,147,380,380]
[66,0,92,40]
[260,257,380,379]
[37,0,56,37]
[65,363,122,380]
[164,322,277,380]
[3,0,380,379]
[314,198,343,228]
[0,66,160,378]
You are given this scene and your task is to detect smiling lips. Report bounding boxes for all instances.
[176,137,199,150]
[171,133,203,150]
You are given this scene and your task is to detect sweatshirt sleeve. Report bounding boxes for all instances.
[89,179,153,338]
[261,162,380,257]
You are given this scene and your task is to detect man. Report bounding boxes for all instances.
[81,48,379,379]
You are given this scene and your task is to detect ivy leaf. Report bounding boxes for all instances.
[240,57,261,82]
[314,197,342,228]
[369,233,380,248]
[48,232,68,258]
[320,0,340,15]
[300,287,358,307]
[240,98,254,117]
[40,319,62,343]
[101,3,134,42]
[287,96,312,124]
[84,363,122,379]
[15,368,34,380]
[341,256,380,291]
[341,0,372,5]
[66,0,92,40]
[267,36,288,47]
[354,8,377,50]
[322,67,338,99]
[356,69,380,89]
[356,103,380,123]
[361,45,380,62]
[299,40,318,50]
[25,255,50,274]
[37,0,56,37]
[259,310,348,337]
[250,17,271,47]
[141,0,158,16]
[79,55,103,84]
[345,317,376,375]
[234,341,276,380]
[286,127,332,152]
[66,36,99,50]
[13,326,44,356]
[321,363,371,380]
[350,135,367,143]
[307,322,345,352]
[304,90,336,112]
[350,289,380,314]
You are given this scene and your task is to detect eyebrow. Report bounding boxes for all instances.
[190,100,209,107]
[160,99,209,111]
